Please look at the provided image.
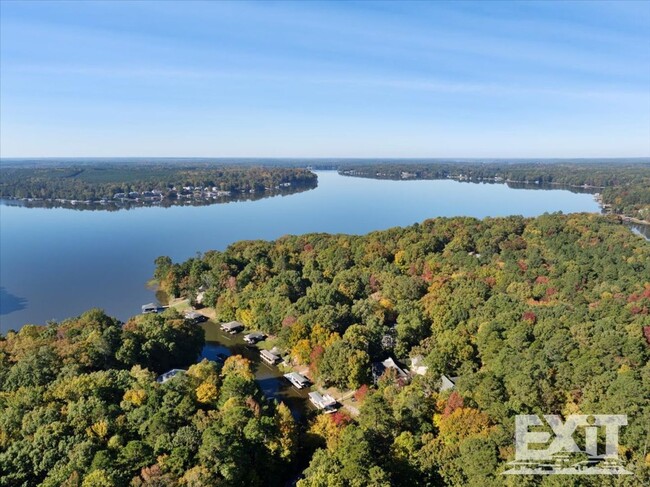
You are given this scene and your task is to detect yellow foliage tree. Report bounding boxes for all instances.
[87,419,109,439]
[309,414,345,450]
[196,382,218,404]
[435,407,492,445]
[123,388,147,406]
[291,339,312,365]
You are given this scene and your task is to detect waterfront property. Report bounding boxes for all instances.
[156,369,185,384]
[220,321,244,334]
[284,372,310,389]
[184,310,207,323]
[244,332,266,344]
[142,303,165,314]
[308,391,337,413]
[260,349,281,365]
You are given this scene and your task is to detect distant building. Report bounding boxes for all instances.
[142,303,165,314]
[308,391,337,413]
[284,372,310,389]
[220,321,244,334]
[372,357,410,384]
[244,332,266,344]
[409,355,428,376]
[157,369,185,384]
[439,374,459,392]
[184,310,207,323]
[260,349,281,365]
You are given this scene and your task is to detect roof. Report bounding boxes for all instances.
[308,391,337,409]
[184,310,202,319]
[260,349,280,360]
[409,355,429,376]
[221,321,244,330]
[372,357,410,382]
[284,372,309,385]
[245,332,265,339]
[142,303,157,309]
[156,369,186,383]
[439,374,459,392]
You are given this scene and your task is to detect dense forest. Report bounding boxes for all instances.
[150,212,650,485]
[0,309,300,486]
[0,164,318,205]
[339,162,650,222]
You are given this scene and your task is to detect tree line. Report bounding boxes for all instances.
[0,164,318,202]
[339,162,650,222]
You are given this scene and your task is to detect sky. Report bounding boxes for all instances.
[1,0,649,158]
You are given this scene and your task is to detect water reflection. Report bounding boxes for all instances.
[0,287,28,317]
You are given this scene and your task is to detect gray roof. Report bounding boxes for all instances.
[221,321,244,330]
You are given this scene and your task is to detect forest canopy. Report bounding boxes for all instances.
[0,309,299,486]
[155,213,650,485]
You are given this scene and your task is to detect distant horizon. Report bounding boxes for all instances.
[2,156,650,162]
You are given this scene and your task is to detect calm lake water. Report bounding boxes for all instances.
[200,321,311,419]
[0,171,605,332]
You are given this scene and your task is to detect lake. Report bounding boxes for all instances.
[0,171,605,332]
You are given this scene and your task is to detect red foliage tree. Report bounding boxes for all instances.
[522,311,537,324]
[443,391,464,417]
[354,384,369,402]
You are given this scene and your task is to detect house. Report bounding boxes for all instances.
[156,369,185,384]
[409,355,429,376]
[244,332,266,344]
[439,374,459,392]
[308,391,337,413]
[184,310,207,323]
[284,372,310,389]
[372,357,410,384]
[220,321,244,334]
[260,349,281,365]
[142,303,165,314]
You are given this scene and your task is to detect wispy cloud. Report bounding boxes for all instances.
[7,63,648,102]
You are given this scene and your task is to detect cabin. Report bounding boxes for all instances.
[156,369,185,384]
[184,310,207,323]
[260,349,281,365]
[244,332,266,344]
[308,391,337,413]
[142,303,165,314]
[439,374,459,392]
[284,372,310,389]
[372,357,410,384]
[220,321,244,334]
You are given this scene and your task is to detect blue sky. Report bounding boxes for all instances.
[1,1,649,158]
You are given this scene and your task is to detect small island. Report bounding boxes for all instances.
[0,163,318,210]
